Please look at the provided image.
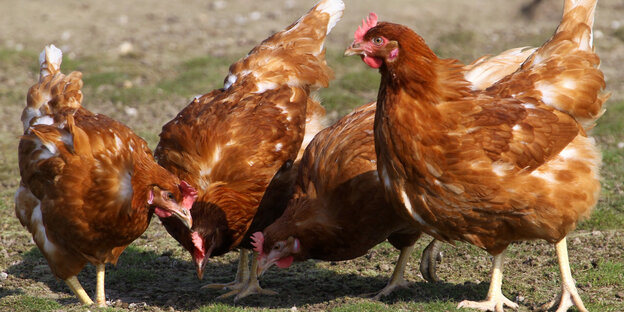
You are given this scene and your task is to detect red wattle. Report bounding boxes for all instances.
[154,208,172,218]
[363,56,383,68]
[276,256,294,268]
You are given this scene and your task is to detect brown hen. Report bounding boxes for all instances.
[346,0,607,311]
[15,45,196,307]
[154,0,343,301]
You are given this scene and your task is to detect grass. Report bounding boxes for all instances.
[1,31,623,312]
[0,295,61,312]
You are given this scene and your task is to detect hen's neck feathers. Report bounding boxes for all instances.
[377,23,471,106]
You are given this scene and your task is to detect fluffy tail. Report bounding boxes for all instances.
[223,0,344,92]
[493,0,608,130]
[22,45,83,132]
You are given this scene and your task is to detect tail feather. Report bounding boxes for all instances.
[490,0,607,129]
[39,44,63,79]
[22,45,83,132]
[223,0,344,91]
[557,0,596,51]
[311,0,345,36]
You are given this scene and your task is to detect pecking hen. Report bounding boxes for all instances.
[15,45,197,307]
[251,102,430,299]
[345,0,607,311]
[154,0,343,301]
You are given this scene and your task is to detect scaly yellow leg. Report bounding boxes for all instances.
[64,275,94,306]
[95,263,106,307]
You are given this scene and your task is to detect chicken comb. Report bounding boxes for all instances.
[179,180,198,210]
[191,232,205,257]
[354,13,378,42]
[250,231,265,255]
[179,180,198,198]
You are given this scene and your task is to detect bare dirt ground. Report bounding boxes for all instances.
[1,0,623,311]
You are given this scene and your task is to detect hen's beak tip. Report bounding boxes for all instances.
[344,43,362,57]
[175,209,193,230]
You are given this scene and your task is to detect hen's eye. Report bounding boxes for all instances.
[167,193,175,200]
[274,242,283,250]
[372,37,384,45]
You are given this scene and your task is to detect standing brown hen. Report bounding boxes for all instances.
[15,45,197,307]
[250,44,537,299]
[154,0,343,301]
[345,0,607,311]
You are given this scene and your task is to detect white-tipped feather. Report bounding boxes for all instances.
[39,44,63,79]
[315,0,345,35]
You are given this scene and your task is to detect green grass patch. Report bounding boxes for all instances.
[335,71,380,94]
[614,26,624,42]
[330,301,392,312]
[0,295,61,312]
[198,303,252,312]
[594,100,624,136]
[577,260,624,287]
[158,55,234,96]
[115,245,160,266]
[0,49,39,73]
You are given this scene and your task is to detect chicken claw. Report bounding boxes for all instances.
[358,245,414,300]
[202,249,250,291]
[457,253,518,312]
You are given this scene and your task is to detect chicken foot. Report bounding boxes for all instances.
[419,238,442,283]
[230,251,278,301]
[64,275,94,306]
[457,253,519,312]
[207,249,277,300]
[539,237,588,312]
[360,244,414,300]
[203,249,250,293]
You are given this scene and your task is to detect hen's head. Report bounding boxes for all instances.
[252,231,301,277]
[345,13,435,69]
[148,180,197,229]
[158,200,228,280]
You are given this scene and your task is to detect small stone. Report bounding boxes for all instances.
[249,11,262,21]
[118,41,134,56]
[0,272,8,280]
[516,295,525,302]
[290,306,298,312]
[616,292,624,299]
[123,80,133,89]
[124,106,138,116]
[617,142,624,149]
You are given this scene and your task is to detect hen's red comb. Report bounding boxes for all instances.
[251,232,265,255]
[179,180,198,198]
[354,13,378,42]
[179,180,198,210]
